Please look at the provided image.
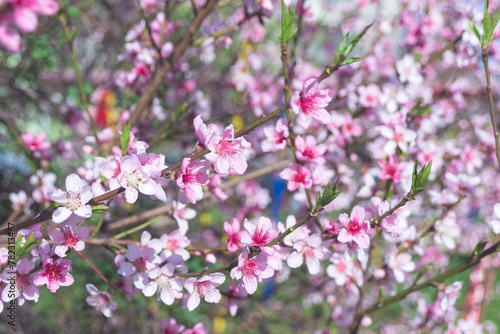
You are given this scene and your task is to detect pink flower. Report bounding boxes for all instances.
[337,206,371,249]
[388,252,415,283]
[1,258,39,305]
[230,248,274,295]
[224,218,244,252]
[85,284,117,318]
[172,201,196,232]
[206,124,251,175]
[488,203,500,234]
[9,0,59,33]
[117,154,158,204]
[175,158,210,205]
[440,281,463,311]
[261,118,289,152]
[290,78,333,127]
[357,84,381,108]
[183,323,209,334]
[377,155,406,183]
[0,23,21,52]
[142,263,183,305]
[279,163,313,191]
[48,174,94,223]
[326,254,354,286]
[295,135,327,165]
[33,258,75,293]
[21,131,51,151]
[193,115,219,147]
[159,318,185,334]
[240,217,279,255]
[208,174,228,201]
[160,229,191,261]
[184,273,226,311]
[286,235,328,275]
[48,215,90,257]
[117,243,158,289]
[377,201,401,237]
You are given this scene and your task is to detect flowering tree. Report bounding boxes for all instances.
[1,0,500,333]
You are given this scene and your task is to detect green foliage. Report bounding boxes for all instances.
[473,240,488,256]
[330,22,373,69]
[316,179,342,208]
[15,233,41,259]
[92,205,109,214]
[279,0,298,46]
[120,123,131,154]
[411,161,432,195]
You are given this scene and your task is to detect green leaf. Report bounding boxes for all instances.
[488,11,500,42]
[334,33,350,64]
[342,22,374,58]
[473,240,488,256]
[92,205,109,214]
[484,0,491,47]
[340,57,362,66]
[411,161,418,189]
[318,179,342,207]
[412,161,432,194]
[120,123,131,154]
[280,0,297,45]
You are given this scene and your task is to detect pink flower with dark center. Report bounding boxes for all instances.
[1,258,39,305]
[377,155,406,183]
[261,118,289,152]
[33,258,74,293]
[117,154,158,204]
[279,163,313,191]
[85,284,117,318]
[175,158,210,205]
[184,273,226,311]
[48,174,94,223]
[224,218,244,252]
[240,217,279,255]
[21,131,51,151]
[230,248,274,295]
[206,124,251,175]
[337,206,371,249]
[117,243,158,289]
[295,135,327,165]
[49,215,89,257]
[290,78,333,127]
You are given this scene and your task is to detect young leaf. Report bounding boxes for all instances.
[318,179,342,207]
[92,205,109,214]
[334,33,350,64]
[340,57,362,66]
[469,21,482,43]
[120,122,131,154]
[488,11,500,42]
[342,22,374,58]
[473,240,488,256]
[484,0,491,47]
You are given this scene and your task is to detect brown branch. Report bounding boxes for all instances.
[128,0,220,126]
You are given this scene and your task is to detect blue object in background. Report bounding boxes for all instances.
[270,175,285,222]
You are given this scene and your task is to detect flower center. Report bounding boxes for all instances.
[65,192,82,212]
[126,170,142,188]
